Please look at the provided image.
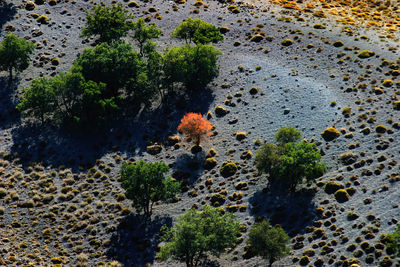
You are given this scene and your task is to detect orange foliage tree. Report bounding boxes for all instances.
[177,113,212,145]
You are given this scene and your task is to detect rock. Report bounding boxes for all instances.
[284,108,290,115]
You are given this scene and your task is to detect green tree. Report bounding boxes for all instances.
[276,142,326,188]
[275,126,302,146]
[131,18,162,56]
[0,33,35,81]
[247,220,290,267]
[163,44,221,90]
[120,161,180,218]
[16,77,55,124]
[386,224,400,257]
[158,206,240,267]
[171,17,223,45]
[254,128,326,190]
[80,4,134,43]
[72,42,152,104]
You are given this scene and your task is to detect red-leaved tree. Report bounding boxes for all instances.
[178,113,212,146]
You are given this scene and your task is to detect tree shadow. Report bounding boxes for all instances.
[9,87,215,172]
[0,76,21,129]
[0,1,16,32]
[106,213,172,266]
[171,150,206,190]
[249,184,317,237]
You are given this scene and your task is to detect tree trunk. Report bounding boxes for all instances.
[8,67,12,82]
[269,258,274,267]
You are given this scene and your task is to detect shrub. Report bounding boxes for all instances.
[80,4,135,43]
[203,157,217,170]
[178,113,212,145]
[382,80,394,87]
[157,206,240,267]
[334,189,350,203]
[0,33,35,80]
[375,125,387,133]
[171,17,223,45]
[247,220,290,267]
[120,161,180,218]
[250,34,264,42]
[281,38,293,46]
[357,50,374,59]
[163,44,222,90]
[275,126,302,146]
[333,40,344,47]
[324,181,343,194]
[220,162,237,177]
[321,127,340,141]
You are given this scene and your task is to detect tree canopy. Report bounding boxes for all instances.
[120,161,180,218]
[255,128,326,190]
[171,17,223,45]
[158,206,240,267]
[0,33,35,80]
[247,220,290,267]
[81,3,135,43]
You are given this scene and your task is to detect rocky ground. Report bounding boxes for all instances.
[1,0,400,266]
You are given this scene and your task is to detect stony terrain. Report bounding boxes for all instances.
[1,0,400,266]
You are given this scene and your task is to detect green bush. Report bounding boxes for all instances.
[0,33,35,80]
[163,44,222,90]
[247,220,290,266]
[386,224,400,257]
[171,17,223,45]
[255,128,326,190]
[120,161,180,218]
[157,206,240,267]
[80,4,135,43]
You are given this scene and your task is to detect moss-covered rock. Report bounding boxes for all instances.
[249,87,259,95]
[220,162,237,177]
[321,127,340,141]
